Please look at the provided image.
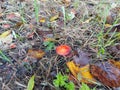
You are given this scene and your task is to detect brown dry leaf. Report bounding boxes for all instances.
[111,24,120,32]
[50,14,59,22]
[27,32,34,39]
[109,60,120,69]
[62,0,71,4]
[6,13,20,20]
[27,49,45,59]
[104,24,120,38]
[14,22,24,28]
[66,61,96,84]
[106,14,114,24]
[73,49,90,67]
[36,30,53,39]
[68,74,78,85]
[90,60,120,87]
[107,44,120,58]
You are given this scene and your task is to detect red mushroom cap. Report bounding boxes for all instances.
[56,45,71,56]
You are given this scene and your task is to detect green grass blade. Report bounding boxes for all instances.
[27,75,35,90]
[0,50,10,62]
[34,0,39,24]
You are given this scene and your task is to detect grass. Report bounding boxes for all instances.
[61,6,66,27]
[33,0,39,24]
[93,1,120,58]
[0,0,120,90]
[0,50,11,62]
[19,2,27,24]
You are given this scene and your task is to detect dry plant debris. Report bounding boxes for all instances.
[0,0,120,90]
[90,60,120,88]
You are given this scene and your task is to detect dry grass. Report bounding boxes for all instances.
[0,0,120,90]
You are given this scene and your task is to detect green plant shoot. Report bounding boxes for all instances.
[27,75,35,90]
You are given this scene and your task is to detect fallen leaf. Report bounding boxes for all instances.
[0,30,13,50]
[6,13,20,20]
[27,49,45,59]
[82,17,93,24]
[0,30,11,38]
[27,32,34,39]
[67,61,79,77]
[50,14,59,22]
[14,22,24,28]
[109,60,120,69]
[44,38,56,42]
[27,75,35,90]
[106,14,114,24]
[62,0,71,5]
[107,44,120,58]
[105,24,112,28]
[66,61,96,84]
[68,75,78,85]
[73,49,90,67]
[39,17,46,23]
[111,24,120,32]
[104,24,120,33]
[90,60,120,87]
[36,30,53,39]
[2,24,10,29]
[9,43,16,49]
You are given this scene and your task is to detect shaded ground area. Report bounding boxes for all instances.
[0,0,120,90]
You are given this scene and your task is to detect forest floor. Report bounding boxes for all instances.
[0,0,120,90]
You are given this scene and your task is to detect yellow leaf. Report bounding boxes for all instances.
[109,59,120,69]
[79,64,95,83]
[44,38,57,42]
[50,14,59,22]
[0,30,13,50]
[0,30,11,38]
[105,24,112,28]
[39,18,46,23]
[66,61,96,84]
[27,49,45,59]
[82,18,92,24]
[66,61,80,77]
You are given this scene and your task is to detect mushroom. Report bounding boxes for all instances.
[56,45,71,56]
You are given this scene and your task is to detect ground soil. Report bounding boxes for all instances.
[0,0,120,90]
